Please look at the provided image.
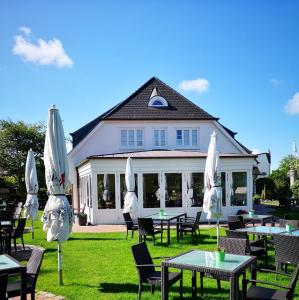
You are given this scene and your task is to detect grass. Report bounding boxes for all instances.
[19,211,299,300]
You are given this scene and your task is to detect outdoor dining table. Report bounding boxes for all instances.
[0,254,26,299]
[161,249,257,300]
[239,214,273,226]
[280,229,299,236]
[145,212,186,245]
[234,225,287,236]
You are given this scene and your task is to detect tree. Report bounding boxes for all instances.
[270,169,291,200]
[277,155,299,174]
[291,179,299,199]
[0,119,46,201]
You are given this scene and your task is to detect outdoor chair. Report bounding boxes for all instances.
[228,215,246,228]
[10,218,26,251]
[243,262,299,300]
[131,242,182,300]
[177,211,201,244]
[279,219,299,229]
[137,218,162,245]
[0,224,12,254]
[274,235,299,274]
[0,273,8,300]
[12,206,22,227]
[228,220,244,230]
[123,212,138,239]
[178,211,202,235]
[226,230,268,267]
[200,237,248,295]
[6,247,45,300]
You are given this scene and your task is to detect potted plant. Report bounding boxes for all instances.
[78,212,87,226]
[215,247,225,262]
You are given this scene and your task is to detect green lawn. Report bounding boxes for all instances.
[20,213,299,300]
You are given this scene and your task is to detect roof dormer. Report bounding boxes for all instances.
[148,87,168,107]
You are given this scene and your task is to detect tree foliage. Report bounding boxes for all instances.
[291,179,299,199]
[0,119,46,200]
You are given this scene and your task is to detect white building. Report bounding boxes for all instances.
[68,77,256,224]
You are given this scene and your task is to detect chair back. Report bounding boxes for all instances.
[123,213,134,230]
[219,237,247,255]
[225,230,250,253]
[228,215,245,227]
[138,218,154,236]
[279,219,299,229]
[228,220,243,230]
[131,242,155,282]
[273,235,299,266]
[0,210,13,222]
[191,211,201,229]
[0,273,7,300]
[27,248,45,290]
[13,206,22,220]
[14,218,26,238]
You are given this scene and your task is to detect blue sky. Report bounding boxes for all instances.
[0,1,298,169]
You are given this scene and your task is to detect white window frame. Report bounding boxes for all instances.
[119,128,144,149]
[148,96,168,107]
[175,127,200,149]
[152,128,168,148]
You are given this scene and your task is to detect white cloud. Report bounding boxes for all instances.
[179,77,209,93]
[284,92,299,115]
[270,78,282,88]
[12,27,73,68]
[251,148,260,154]
[19,26,32,36]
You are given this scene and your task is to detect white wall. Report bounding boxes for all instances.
[69,119,248,211]
[79,157,254,224]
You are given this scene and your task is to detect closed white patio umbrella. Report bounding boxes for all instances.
[41,105,73,285]
[187,172,194,207]
[123,157,138,217]
[203,131,222,244]
[24,149,39,239]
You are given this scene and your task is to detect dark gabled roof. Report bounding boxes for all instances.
[71,77,217,147]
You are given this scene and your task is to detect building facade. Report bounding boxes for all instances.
[68,77,256,224]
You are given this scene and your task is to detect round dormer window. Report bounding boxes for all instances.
[148,96,168,107]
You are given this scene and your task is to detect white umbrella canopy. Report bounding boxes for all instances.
[123,157,138,217]
[24,149,39,239]
[41,105,72,285]
[203,131,222,243]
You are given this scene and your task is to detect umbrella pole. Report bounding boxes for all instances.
[216,218,220,246]
[31,219,34,239]
[58,242,63,285]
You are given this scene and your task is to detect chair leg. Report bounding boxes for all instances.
[153,235,155,245]
[180,271,183,299]
[31,290,35,300]
[126,229,128,240]
[132,229,134,238]
[150,284,155,294]
[160,232,162,244]
[21,235,25,250]
[14,238,17,251]
[138,281,142,300]
[217,279,221,291]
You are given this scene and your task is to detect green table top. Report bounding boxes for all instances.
[236,226,287,235]
[0,255,22,271]
[240,214,272,220]
[166,250,252,272]
[281,230,299,237]
[146,212,185,220]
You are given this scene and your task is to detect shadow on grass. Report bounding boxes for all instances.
[98,282,137,294]
[64,282,100,289]
[98,283,230,299]
[68,237,124,241]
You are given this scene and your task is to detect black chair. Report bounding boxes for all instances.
[274,235,299,274]
[131,242,182,300]
[0,224,12,254]
[137,218,162,245]
[243,263,299,300]
[123,213,138,239]
[7,247,45,300]
[11,218,26,251]
[228,220,244,230]
[200,237,248,295]
[228,215,246,228]
[179,211,202,235]
[177,211,201,244]
[226,230,268,267]
[0,273,8,300]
